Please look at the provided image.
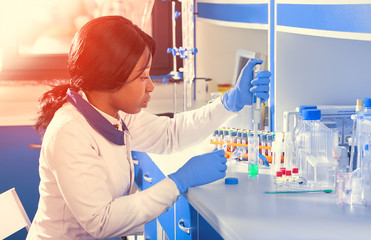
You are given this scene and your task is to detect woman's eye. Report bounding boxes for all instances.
[141,77,149,81]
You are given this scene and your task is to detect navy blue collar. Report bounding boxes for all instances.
[66,88,127,145]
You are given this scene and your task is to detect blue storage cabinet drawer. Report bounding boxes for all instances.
[132,151,174,239]
[176,195,197,240]
[132,151,165,190]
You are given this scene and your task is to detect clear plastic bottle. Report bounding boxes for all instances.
[293,105,318,141]
[350,99,364,171]
[335,146,352,206]
[297,109,336,187]
[293,106,317,175]
[352,98,371,206]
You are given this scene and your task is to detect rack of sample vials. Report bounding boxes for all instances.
[210,127,284,163]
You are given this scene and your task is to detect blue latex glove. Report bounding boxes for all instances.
[168,149,227,194]
[222,59,271,112]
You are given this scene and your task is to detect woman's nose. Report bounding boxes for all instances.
[146,77,155,92]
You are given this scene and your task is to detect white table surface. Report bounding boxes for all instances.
[149,144,371,240]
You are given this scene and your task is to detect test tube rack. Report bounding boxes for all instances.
[210,127,285,163]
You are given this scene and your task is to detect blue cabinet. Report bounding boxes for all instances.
[132,151,223,240]
[0,126,41,240]
[176,195,196,240]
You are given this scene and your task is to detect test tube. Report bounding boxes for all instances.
[248,133,259,178]
[212,130,219,149]
[230,131,237,152]
[260,133,267,155]
[266,134,273,157]
[237,131,242,145]
[223,130,229,152]
[242,132,248,160]
[218,129,224,149]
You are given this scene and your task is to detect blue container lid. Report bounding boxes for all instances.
[213,130,219,136]
[230,131,237,137]
[267,135,273,140]
[224,130,229,135]
[242,132,247,138]
[302,109,321,121]
[237,132,242,137]
[225,177,238,185]
[299,105,317,115]
[364,98,371,108]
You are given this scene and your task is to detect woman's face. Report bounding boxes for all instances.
[110,48,154,114]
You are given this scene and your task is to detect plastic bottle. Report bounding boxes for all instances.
[352,98,371,205]
[293,106,317,174]
[350,99,364,171]
[293,105,318,140]
[335,146,352,206]
[298,109,336,187]
[223,130,229,153]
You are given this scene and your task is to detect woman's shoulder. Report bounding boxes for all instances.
[46,102,92,137]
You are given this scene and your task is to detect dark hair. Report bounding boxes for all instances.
[35,16,155,134]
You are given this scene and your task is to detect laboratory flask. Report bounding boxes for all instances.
[356,98,371,206]
[296,109,336,188]
[293,105,317,171]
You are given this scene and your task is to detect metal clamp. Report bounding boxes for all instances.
[178,219,190,235]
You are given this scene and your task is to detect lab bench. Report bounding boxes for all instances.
[134,142,371,240]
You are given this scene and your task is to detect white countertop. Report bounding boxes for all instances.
[148,142,371,240]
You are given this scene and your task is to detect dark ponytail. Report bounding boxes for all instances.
[35,80,71,135]
[35,16,156,135]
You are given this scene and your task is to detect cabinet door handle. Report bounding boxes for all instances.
[132,160,139,165]
[178,219,190,235]
[29,144,41,149]
[143,173,152,183]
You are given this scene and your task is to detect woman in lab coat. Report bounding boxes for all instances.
[27,16,270,239]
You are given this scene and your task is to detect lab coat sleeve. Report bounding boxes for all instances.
[47,121,179,239]
[126,97,237,154]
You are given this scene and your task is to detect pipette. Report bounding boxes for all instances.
[248,63,262,179]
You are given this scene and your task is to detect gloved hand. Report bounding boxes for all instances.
[168,149,227,194]
[222,59,271,112]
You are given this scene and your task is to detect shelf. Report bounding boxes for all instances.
[196,0,269,30]
[276,1,371,41]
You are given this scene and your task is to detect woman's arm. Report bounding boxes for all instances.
[124,97,236,154]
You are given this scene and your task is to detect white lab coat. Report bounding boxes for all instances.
[26,93,235,240]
